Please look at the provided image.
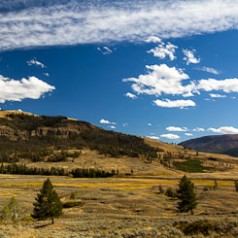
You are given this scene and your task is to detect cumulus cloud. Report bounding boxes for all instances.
[99,119,116,125]
[27,58,46,68]
[0,0,238,50]
[166,126,188,132]
[109,125,116,129]
[154,99,196,108]
[210,93,227,98]
[147,135,160,140]
[125,92,137,99]
[147,42,177,61]
[192,127,205,132]
[123,64,192,97]
[97,46,113,55]
[208,126,238,134]
[0,75,55,103]
[199,66,220,75]
[148,123,152,126]
[160,133,180,140]
[185,133,193,136]
[123,63,238,108]
[183,49,200,65]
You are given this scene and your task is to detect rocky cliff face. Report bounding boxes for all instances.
[31,126,81,138]
[0,125,28,140]
[0,111,91,140]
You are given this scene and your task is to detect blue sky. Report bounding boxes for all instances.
[1,0,238,143]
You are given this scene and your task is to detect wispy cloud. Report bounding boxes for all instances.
[125,92,137,99]
[198,66,220,75]
[192,127,205,132]
[97,46,113,55]
[145,36,161,43]
[183,49,200,65]
[185,133,193,136]
[0,75,55,103]
[27,58,46,68]
[210,93,227,98]
[147,135,160,140]
[160,133,180,140]
[208,126,238,134]
[166,126,188,132]
[0,0,238,51]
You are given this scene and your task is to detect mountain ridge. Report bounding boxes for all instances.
[180,134,238,157]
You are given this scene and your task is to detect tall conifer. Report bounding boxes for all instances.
[177,175,197,214]
[32,178,62,224]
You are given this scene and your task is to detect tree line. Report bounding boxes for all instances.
[0,163,115,178]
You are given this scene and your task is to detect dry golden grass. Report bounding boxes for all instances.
[0,174,238,237]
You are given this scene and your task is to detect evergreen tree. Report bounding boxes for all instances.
[177,175,197,214]
[32,178,62,224]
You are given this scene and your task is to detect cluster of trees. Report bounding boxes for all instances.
[0,163,115,178]
[80,130,160,159]
[1,113,67,132]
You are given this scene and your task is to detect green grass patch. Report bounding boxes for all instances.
[174,159,211,173]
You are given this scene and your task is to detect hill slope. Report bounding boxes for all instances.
[0,110,159,163]
[180,134,238,156]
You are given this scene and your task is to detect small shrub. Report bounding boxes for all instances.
[165,187,176,198]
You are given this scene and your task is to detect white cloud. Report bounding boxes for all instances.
[198,78,238,93]
[0,75,55,103]
[183,49,200,65]
[97,46,113,55]
[210,93,227,98]
[125,92,137,99]
[123,64,192,97]
[185,133,193,136]
[148,123,152,126]
[192,127,205,132]
[145,36,161,43]
[147,42,177,61]
[160,133,180,140]
[166,126,188,132]
[44,73,49,77]
[208,126,238,134]
[147,135,160,140]
[154,99,196,109]
[124,63,238,108]
[0,1,238,50]
[109,125,116,129]
[27,58,46,68]
[99,119,116,125]
[199,67,220,75]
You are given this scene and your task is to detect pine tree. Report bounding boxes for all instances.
[177,175,197,214]
[32,178,62,224]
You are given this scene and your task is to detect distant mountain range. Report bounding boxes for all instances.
[180,134,238,157]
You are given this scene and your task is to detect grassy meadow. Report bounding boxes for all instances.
[0,174,238,237]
